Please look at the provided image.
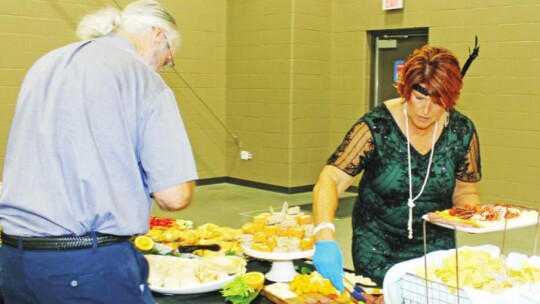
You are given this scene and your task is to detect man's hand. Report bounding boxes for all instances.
[313,240,344,291]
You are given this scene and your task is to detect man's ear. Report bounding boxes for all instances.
[150,27,164,48]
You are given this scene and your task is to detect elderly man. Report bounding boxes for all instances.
[0,1,197,303]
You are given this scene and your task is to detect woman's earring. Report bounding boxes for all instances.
[403,102,408,116]
[444,111,450,127]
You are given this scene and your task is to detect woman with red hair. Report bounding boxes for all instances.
[311,45,482,296]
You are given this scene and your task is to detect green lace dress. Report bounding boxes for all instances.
[327,103,481,285]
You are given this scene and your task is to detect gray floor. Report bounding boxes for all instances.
[152,183,540,271]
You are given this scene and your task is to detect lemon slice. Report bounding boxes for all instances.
[243,272,265,291]
[134,235,154,252]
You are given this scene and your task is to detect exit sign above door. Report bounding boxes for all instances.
[383,0,403,10]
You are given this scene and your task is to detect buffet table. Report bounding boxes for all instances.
[152,258,314,304]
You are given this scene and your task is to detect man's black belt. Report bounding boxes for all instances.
[1,232,132,250]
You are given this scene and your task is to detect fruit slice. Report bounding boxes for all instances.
[134,235,154,252]
[243,272,265,291]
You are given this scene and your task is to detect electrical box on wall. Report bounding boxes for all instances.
[240,150,252,160]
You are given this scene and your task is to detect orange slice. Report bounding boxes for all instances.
[243,272,265,291]
[134,235,154,252]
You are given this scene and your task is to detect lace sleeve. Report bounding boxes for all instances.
[456,130,482,182]
[327,120,375,176]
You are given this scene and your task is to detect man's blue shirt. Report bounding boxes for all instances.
[0,34,198,236]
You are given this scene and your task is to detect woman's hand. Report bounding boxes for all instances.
[452,180,481,208]
[311,166,353,292]
[313,240,344,292]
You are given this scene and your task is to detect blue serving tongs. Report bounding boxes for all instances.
[342,274,366,303]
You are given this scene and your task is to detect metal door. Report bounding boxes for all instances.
[369,28,428,109]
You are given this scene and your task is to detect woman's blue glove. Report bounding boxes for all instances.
[313,240,344,292]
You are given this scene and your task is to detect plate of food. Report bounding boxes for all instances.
[424,203,539,233]
[240,202,316,259]
[146,254,246,294]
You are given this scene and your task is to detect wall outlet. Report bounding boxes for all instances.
[240,150,253,160]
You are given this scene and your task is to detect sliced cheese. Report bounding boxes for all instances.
[435,211,484,228]
[264,282,298,299]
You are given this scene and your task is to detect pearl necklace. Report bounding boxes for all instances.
[403,103,438,239]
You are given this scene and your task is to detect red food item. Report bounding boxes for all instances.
[485,213,496,221]
[305,298,318,304]
[364,294,385,304]
[304,295,338,304]
[319,297,332,304]
[149,216,175,229]
[448,202,521,222]
[452,207,475,219]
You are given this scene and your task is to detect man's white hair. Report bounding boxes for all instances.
[76,0,180,47]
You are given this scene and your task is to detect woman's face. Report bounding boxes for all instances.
[406,84,446,130]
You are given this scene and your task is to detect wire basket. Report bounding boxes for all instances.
[398,273,471,304]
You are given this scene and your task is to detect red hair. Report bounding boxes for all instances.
[396,45,463,110]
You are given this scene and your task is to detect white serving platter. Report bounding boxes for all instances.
[423,209,539,234]
[242,245,314,282]
[146,254,245,295]
[242,245,314,261]
[149,272,239,295]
